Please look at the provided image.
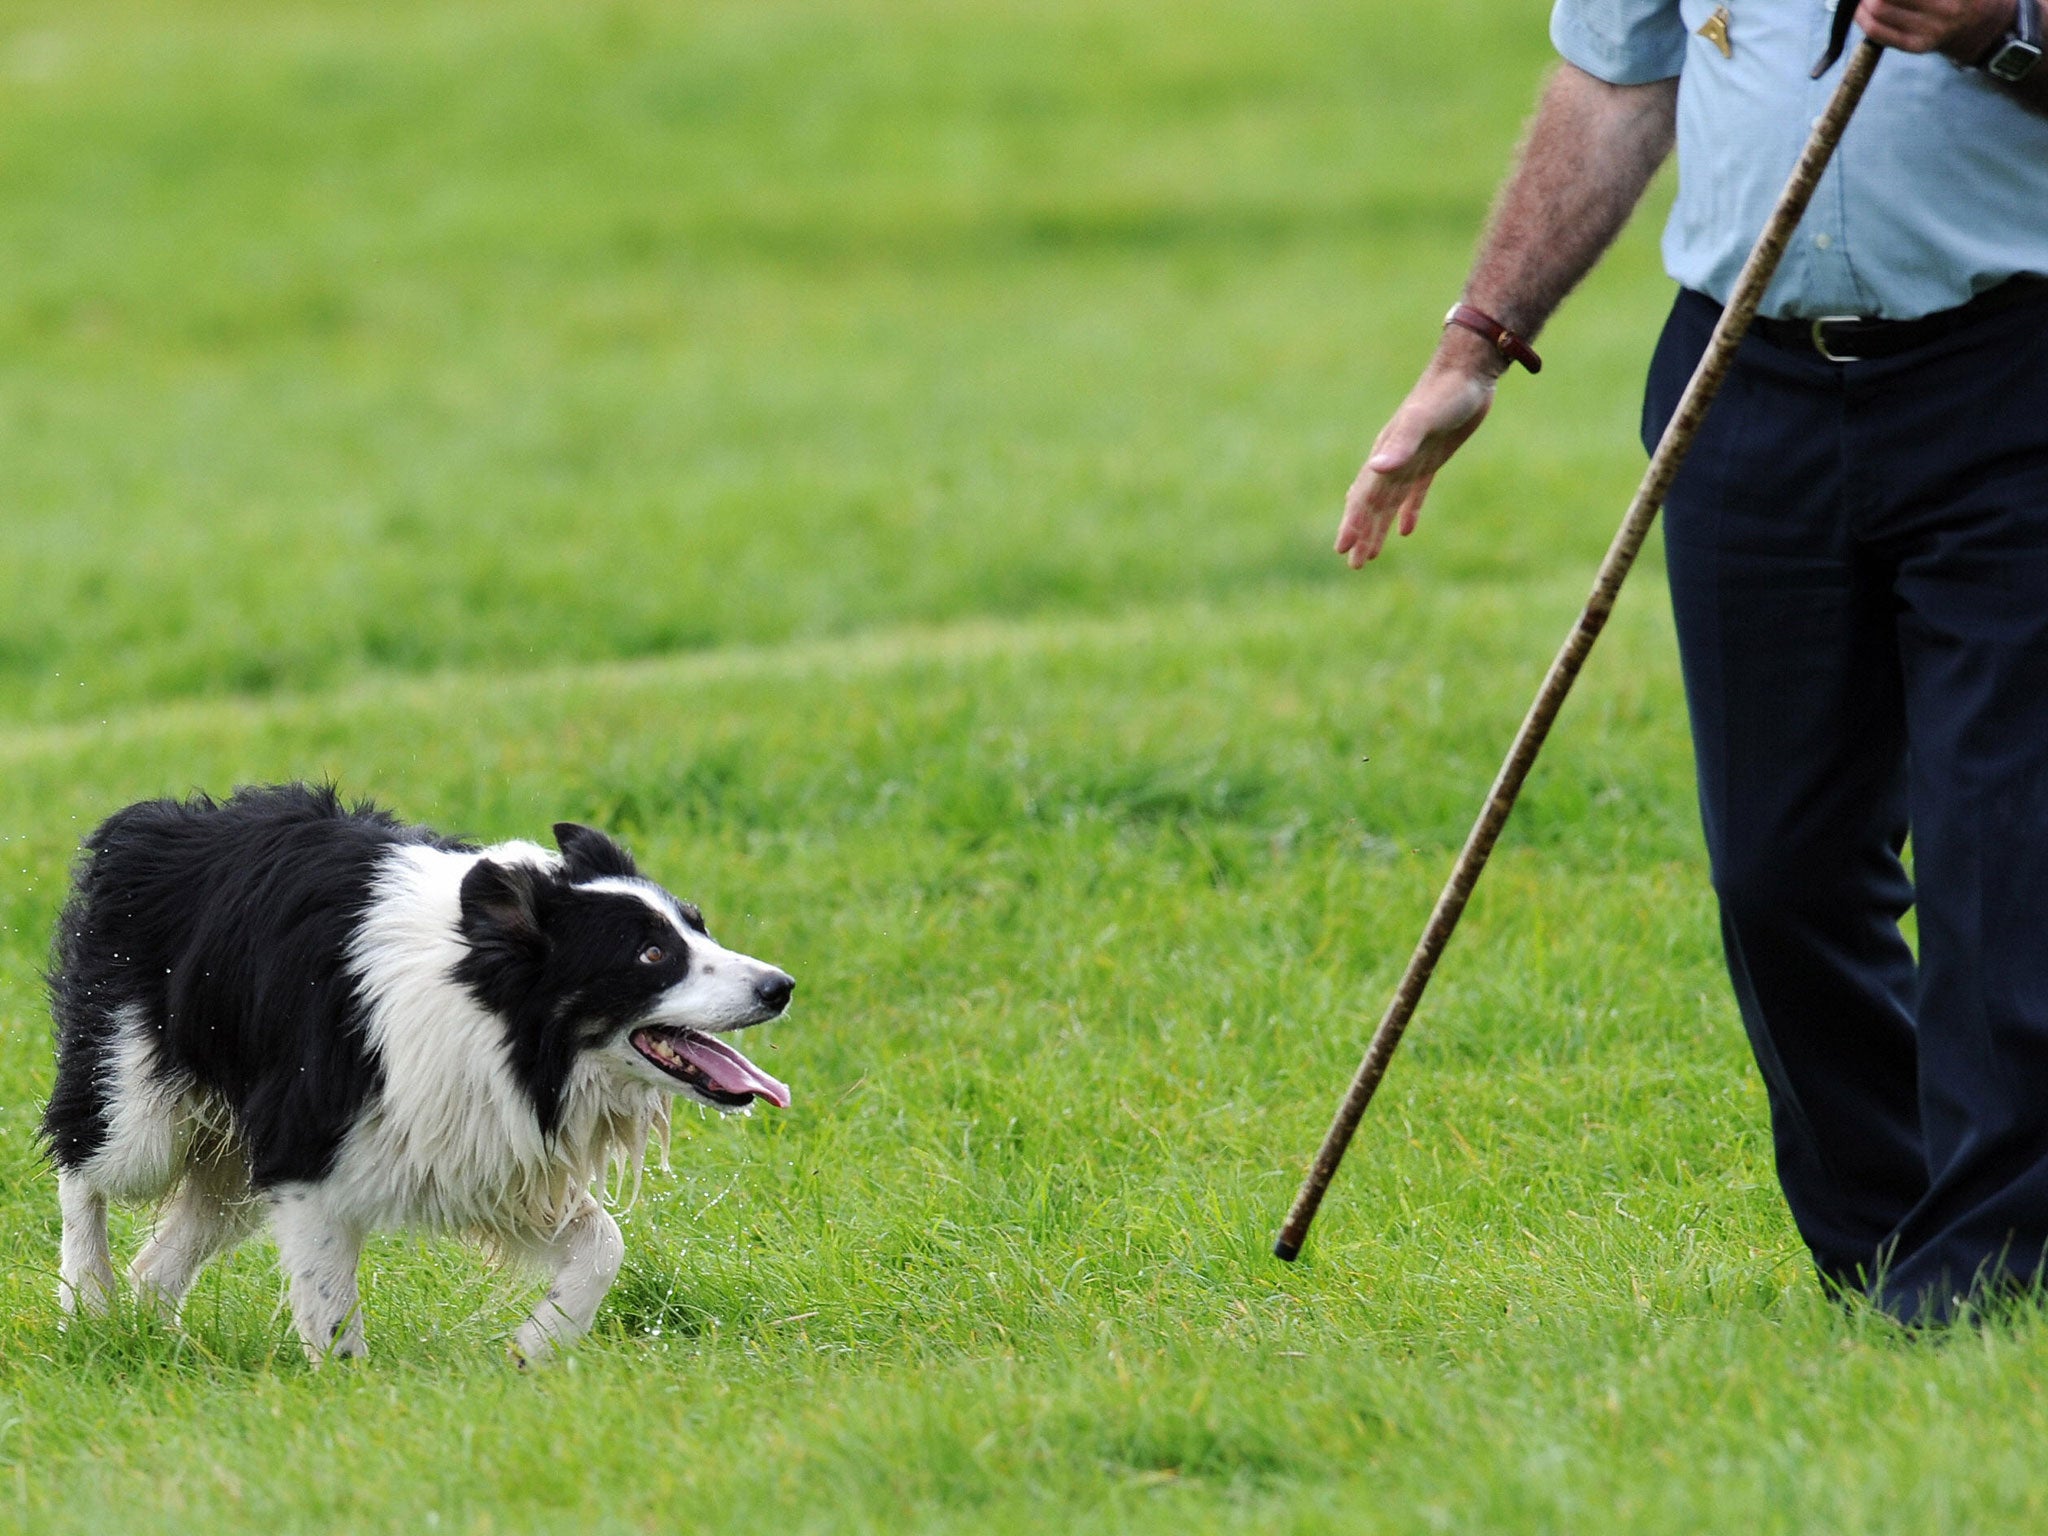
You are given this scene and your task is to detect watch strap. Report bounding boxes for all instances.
[1445,303,1544,375]
[1978,0,2043,78]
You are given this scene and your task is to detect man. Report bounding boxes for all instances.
[1335,0,2048,1322]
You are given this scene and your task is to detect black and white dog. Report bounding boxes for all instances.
[40,784,793,1364]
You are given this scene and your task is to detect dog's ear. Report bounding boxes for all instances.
[459,858,549,958]
[553,822,638,882]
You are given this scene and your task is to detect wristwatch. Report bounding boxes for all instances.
[1979,0,2043,82]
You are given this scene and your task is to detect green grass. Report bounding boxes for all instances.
[1,0,2039,1531]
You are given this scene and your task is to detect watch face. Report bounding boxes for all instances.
[1988,37,2043,81]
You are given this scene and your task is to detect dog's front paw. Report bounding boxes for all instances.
[508,1323,556,1371]
[56,1271,116,1321]
[300,1341,370,1367]
[126,1274,184,1327]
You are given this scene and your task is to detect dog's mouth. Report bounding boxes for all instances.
[630,1026,791,1109]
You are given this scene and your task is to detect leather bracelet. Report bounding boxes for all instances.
[1445,303,1543,374]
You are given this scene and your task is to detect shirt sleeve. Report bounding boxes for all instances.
[1550,0,1689,84]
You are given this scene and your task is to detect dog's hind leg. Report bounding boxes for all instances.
[268,1189,368,1363]
[57,1171,117,1316]
[505,1194,624,1367]
[59,1011,190,1317]
[129,1143,256,1321]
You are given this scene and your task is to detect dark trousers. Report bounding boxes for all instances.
[1645,286,2048,1322]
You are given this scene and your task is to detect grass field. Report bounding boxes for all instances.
[5,1,2046,1531]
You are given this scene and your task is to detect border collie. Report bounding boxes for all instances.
[40,784,793,1364]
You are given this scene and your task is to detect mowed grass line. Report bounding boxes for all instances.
[2,583,2045,1533]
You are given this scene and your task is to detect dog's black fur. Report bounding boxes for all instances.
[42,785,449,1183]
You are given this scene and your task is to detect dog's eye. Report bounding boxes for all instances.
[638,944,665,965]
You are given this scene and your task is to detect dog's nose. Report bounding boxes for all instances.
[754,970,795,1013]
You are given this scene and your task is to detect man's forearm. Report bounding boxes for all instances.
[1457,63,1678,349]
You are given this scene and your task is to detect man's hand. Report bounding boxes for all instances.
[1331,65,1676,572]
[1334,330,1500,567]
[1856,0,2011,59]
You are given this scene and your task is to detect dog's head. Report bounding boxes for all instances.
[454,823,792,1122]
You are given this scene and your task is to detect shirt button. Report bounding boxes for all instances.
[1814,233,1834,250]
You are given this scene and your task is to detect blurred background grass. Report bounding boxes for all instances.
[0,0,1668,720]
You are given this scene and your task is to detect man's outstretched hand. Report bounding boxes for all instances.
[1334,329,1502,567]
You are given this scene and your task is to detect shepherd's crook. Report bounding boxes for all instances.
[1274,37,1886,1264]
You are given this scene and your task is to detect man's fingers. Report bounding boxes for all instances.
[1345,510,1386,567]
[1340,456,1409,531]
[1338,427,1452,563]
[1333,496,1371,558]
[1359,513,1390,564]
[1336,481,1396,566]
[1336,503,1391,565]
[1339,366,1495,568]
[1855,0,1995,51]
[1398,475,1434,537]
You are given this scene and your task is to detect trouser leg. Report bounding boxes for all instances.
[1647,293,1927,1288]
[1852,305,2048,1321]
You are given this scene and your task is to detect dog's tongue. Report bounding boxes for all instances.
[679,1032,791,1109]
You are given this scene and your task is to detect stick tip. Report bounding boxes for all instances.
[1272,1236,1301,1263]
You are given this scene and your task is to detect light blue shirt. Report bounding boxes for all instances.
[1551,0,2048,318]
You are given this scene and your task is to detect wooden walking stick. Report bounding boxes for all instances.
[1275,36,1885,1263]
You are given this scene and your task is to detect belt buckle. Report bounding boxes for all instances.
[1810,314,1865,363]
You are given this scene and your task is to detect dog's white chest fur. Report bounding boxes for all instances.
[336,842,665,1236]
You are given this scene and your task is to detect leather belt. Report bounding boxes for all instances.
[1745,275,2048,363]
